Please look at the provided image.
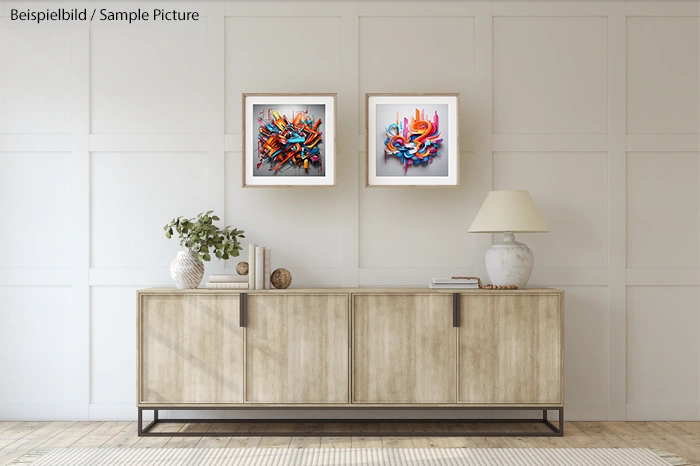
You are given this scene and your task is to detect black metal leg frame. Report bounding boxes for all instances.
[138,406,563,437]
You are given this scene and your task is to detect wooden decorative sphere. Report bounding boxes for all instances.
[270,268,292,289]
[236,261,249,275]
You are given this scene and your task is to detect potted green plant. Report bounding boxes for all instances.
[164,211,245,289]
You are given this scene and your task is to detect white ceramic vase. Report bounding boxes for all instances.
[170,250,204,289]
[484,232,535,289]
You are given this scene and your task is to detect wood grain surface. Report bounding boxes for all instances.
[138,294,244,404]
[245,294,350,403]
[458,293,563,404]
[352,294,457,403]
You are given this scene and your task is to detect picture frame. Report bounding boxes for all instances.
[243,93,337,187]
[365,93,459,187]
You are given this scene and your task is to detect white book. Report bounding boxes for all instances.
[264,249,271,290]
[432,278,479,284]
[428,283,480,289]
[248,244,256,290]
[206,282,249,289]
[255,246,265,290]
[209,274,248,283]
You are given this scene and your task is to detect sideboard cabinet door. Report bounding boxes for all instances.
[458,293,563,404]
[352,294,456,404]
[138,294,244,404]
[245,294,350,403]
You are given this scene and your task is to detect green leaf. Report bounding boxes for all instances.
[212,216,220,221]
[203,253,211,261]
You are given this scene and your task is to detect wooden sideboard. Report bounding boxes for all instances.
[136,288,564,436]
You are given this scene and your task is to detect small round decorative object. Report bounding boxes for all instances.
[236,261,249,275]
[270,268,292,289]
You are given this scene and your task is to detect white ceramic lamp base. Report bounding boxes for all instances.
[485,232,534,289]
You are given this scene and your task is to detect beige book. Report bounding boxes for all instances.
[248,244,256,290]
[264,249,271,289]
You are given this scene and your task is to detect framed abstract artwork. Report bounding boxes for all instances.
[243,93,336,187]
[366,93,459,187]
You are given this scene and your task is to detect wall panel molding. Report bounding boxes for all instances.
[89,134,207,152]
[225,1,347,16]
[472,0,493,281]
[493,0,611,17]
[359,2,479,17]
[492,134,608,152]
[70,26,91,421]
[607,0,628,421]
[626,0,700,17]
[626,134,700,152]
[206,0,226,279]
[339,1,360,287]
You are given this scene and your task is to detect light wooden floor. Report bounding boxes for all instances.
[0,421,697,466]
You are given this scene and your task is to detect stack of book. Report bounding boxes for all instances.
[205,274,249,289]
[428,277,480,289]
[248,244,272,290]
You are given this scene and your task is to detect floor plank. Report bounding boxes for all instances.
[40,423,103,448]
[320,422,353,448]
[101,422,140,449]
[289,423,322,448]
[224,423,265,448]
[351,436,382,448]
[380,436,414,448]
[0,422,75,466]
[70,422,130,448]
[0,424,22,437]
[195,424,241,448]
[0,420,695,466]
[258,423,294,448]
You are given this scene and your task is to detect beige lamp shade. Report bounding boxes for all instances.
[468,190,550,233]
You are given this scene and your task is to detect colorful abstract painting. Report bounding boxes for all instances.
[366,94,459,186]
[255,105,325,176]
[244,94,336,187]
[384,108,443,173]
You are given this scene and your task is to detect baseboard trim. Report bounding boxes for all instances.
[89,403,141,421]
[565,402,609,421]
[626,403,700,421]
[1,403,86,421]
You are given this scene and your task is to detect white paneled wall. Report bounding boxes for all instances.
[0,0,698,422]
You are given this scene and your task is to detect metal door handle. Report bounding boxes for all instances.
[453,293,460,327]
[240,293,247,327]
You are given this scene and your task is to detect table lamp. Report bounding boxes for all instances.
[468,190,550,289]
